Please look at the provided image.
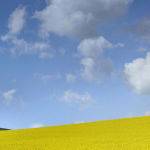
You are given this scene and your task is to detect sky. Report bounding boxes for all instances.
[0,0,150,129]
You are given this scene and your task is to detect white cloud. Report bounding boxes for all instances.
[34,73,61,82]
[115,43,125,48]
[34,0,133,38]
[73,121,85,124]
[78,36,113,58]
[31,124,45,128]
[81,57,113,82]
[145,111,150,116]
[12,39,53,59]
[2,89,17,105]
[8,6,26,35]
[1,6,53,59]
[61,90,93,108]
[1,36,53,59]
[66,73,76,83]
[124,52,150,95]
[39,51,53,59]
[78,36,113,82]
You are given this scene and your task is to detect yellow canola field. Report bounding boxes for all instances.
[0,116,150,150]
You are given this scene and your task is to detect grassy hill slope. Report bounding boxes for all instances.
[0,116,150,149]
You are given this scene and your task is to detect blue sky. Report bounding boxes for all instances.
[0,0,150,129]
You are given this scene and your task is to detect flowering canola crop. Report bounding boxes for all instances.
[0,116,150,149]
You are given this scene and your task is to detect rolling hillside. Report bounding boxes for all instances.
[0,116,150,149]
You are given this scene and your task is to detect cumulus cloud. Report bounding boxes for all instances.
[1,6,26,41]
[1,6,53,59]
[8,6,26,35]
[1,36,53,59]
[34,0,133,38]
[78,36,113,82]
[124,52,150,95]
[80,57,113,82]
[61,90,93,109]
[78,36,113,57]
[2,89,17,105]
